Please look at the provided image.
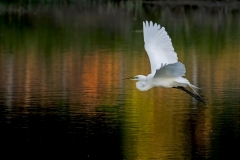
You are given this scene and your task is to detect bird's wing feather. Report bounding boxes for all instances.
[154,62,186,78]
[143,21,178,73]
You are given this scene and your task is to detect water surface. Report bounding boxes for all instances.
[0,2,240,159]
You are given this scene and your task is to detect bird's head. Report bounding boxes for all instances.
[122,75,147,81]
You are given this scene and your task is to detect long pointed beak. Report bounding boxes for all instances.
[122,77,134,80]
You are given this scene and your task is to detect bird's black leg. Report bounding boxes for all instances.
[173,86,206,104]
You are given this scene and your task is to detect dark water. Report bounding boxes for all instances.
[0,1,240,159]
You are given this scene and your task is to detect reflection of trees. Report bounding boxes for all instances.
[1,0,240,29]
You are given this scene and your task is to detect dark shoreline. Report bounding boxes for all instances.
[1,0,240,13]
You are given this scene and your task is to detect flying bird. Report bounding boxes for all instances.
[124,21,206,104]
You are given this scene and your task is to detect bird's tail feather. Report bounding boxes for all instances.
[188,83,200,96]
[173,86,206,104]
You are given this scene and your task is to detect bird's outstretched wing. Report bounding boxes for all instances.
[143,21,178,73]
[154,62,186,78]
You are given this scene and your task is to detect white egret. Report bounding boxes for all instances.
[124,21,206,104]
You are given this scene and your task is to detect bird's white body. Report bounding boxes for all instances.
[135,75,190,91]
[132,21,198,93]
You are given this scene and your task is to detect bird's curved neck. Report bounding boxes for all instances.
[136,75,152,91]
